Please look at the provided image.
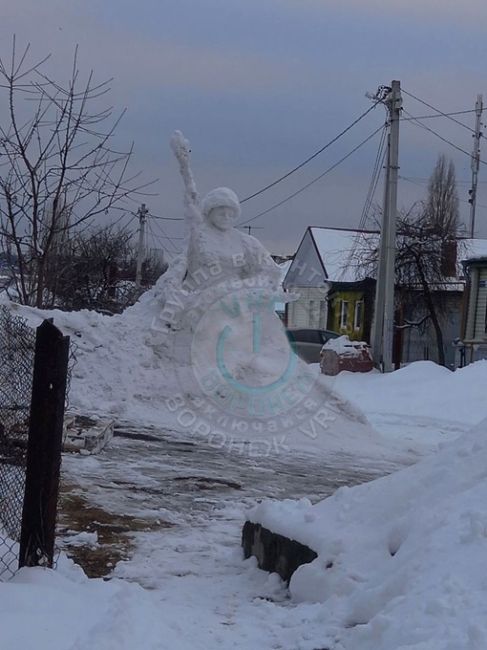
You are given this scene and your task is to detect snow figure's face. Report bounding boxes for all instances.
[207,205,237,231]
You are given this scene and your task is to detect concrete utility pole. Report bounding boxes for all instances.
[469,94,483,238]
[371,80,402,372]
[135,203,149,288]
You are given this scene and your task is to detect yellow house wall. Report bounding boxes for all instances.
[330,290,365,340]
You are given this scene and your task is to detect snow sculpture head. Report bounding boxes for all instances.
[201,187,241,231]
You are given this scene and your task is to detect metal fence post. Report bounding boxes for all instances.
[18,319,70,569]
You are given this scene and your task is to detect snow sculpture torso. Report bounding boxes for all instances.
[150,132,282,320]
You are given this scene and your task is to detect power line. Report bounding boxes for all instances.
[238,124,385,227]
[359,125,387,229]
[403,109,487,164]
[149,216,182,253]
[401,109,480,122]
[147,220,177,258]
[107,211,137,230]
[240,102,380,204]
[400,175,487,210]
[402,88,476,133]
[148,212,184,221]
[400,175,487,184]
[339,125,387,279]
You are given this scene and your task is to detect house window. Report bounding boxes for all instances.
[354,300,364,331]
[339,300,349,330]
[309,300,318,328]
[319,300,328,328]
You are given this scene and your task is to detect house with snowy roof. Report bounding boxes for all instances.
[283,226,487,368]
[283,226,378,340]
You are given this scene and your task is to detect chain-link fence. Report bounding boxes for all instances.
[0,306,35,578]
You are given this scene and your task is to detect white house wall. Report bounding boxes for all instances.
[286,286,329,329]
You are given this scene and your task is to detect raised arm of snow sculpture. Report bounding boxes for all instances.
[170,130,201,226]
[169,130,282,290]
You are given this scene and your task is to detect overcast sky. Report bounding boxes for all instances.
[2,0,487,256]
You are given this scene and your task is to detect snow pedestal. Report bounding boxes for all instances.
[320,336,374,376]
[242,520,317,583]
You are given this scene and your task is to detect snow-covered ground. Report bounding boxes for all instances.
[324,360,487,451]
[3,290,487,649]
[2,421,397,650]
[251,415,487,649]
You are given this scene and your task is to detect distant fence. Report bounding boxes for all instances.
[0,307,70,578]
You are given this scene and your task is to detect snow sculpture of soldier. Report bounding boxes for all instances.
[142,131,369,443]
[149,131,287,338]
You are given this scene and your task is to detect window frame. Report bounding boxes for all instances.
[339,299,349,330]
[354,300,364,331]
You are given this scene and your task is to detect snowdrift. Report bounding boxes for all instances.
[249,417,487,649]
[1,291,402,460]
[324,359,487,430]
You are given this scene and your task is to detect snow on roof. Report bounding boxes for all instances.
[461,237,487,262]
[277,259,292,284]
[308,229,487,283]
[309,227,378,282]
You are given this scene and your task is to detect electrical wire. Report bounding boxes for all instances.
[402,89,476,133]
[149,216,182,254]
[238,124,385,227]
[147,220,178,259]
[401,109,480,122]
[239,102,380,204]
[339,125,387,279]
[400,175,487,210]
[148,212,183,221]
[108,211,137,230]
[401,175,471,184]
[358,125,387,229]
[402,108,487,164]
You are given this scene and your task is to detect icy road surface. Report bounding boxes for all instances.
[56,424,409,650]
[59,423,404,582]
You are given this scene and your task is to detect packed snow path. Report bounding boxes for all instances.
[60,422,403,580]
[56,423,406,650]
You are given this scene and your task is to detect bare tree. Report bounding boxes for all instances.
[359,155,460,366]
[0,38,151,307]
[46,225,167,313]
[424,154,459,234]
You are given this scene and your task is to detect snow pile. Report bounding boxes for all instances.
[249,417,487,649]
[324,360,487,443]
[322,335,370,357]
[0,559,184,649]
[0,292,406,461]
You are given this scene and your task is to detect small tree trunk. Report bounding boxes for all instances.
[35,258,45,308]
[417,263,445,366]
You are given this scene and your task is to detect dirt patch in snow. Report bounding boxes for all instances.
[58,486,173,578]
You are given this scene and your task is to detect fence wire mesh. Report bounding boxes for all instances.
[0,306,35,579]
